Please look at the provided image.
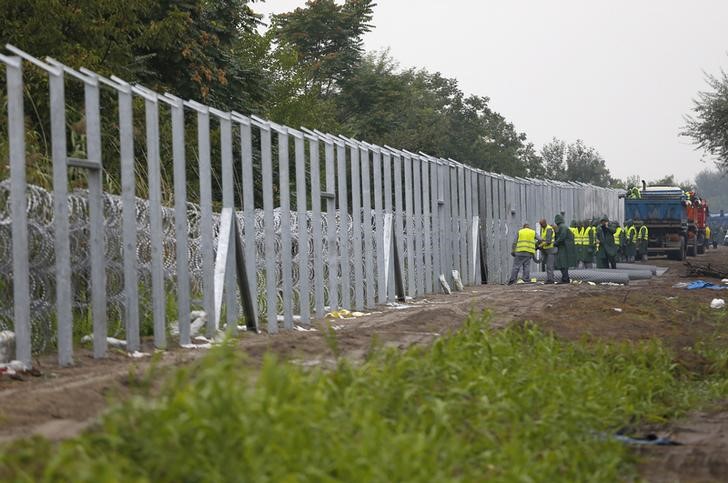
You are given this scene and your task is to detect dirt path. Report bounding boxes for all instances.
[1,247,727,481]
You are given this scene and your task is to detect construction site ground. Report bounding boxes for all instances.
[1,246,727,481]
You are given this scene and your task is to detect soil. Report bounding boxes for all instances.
[1,246,727,481]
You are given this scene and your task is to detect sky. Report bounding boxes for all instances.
[254,0,728,182]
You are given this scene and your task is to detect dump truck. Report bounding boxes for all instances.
[623,185,708,260]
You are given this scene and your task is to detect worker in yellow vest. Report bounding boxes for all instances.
[570,220,581,269]
[625,220,637,262]
[585,218,598,268]
[705,226,711,251]
[538,218,556,283]
[613,222,625,262]
[636,220,649,261]
[508,223,537,285]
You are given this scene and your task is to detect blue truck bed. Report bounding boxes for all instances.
[624,199,686,224]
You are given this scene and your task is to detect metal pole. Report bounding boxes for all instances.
[4,56,31,366]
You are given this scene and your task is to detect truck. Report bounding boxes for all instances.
[623,185,709,260]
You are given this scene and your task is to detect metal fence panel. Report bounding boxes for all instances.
[0,46,626,366]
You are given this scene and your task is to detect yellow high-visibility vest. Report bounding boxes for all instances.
[627,226,637,243]
[638,225,649,241]
[588,226,597,247]
[614,227,623,245]
[516,228,537,254]
[540,225,554,249]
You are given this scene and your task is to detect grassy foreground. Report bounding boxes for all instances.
[2,313,727,482]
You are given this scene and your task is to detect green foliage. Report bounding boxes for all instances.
[271,0,375,96]
[695,168,728,212]
[3,0,638,194]
[541,138,612,186]
[335,51,542,176]
[2,313,727,482]
[683,66,728,171]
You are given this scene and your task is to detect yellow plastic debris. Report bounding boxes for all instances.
[325,309,352,319]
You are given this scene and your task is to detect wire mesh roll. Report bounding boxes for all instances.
[591,269,653,280]
[530,270,630,284]
[615,263,659,275]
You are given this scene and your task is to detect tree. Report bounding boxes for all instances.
[333,52,543,176]
[683,66,728,171]
[564,140,611,186]
[540,139,612,186]
[271,0,375,97]
[540,138,567,181]
[695,169,728,212]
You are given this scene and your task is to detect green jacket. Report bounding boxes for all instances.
[596,224,618,257]
[554,223,577,269]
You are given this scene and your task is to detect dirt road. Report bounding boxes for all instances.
[1,246,727,480]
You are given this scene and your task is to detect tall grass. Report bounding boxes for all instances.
[2,313,727,482]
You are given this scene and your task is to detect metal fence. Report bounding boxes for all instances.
[0,46,623,367]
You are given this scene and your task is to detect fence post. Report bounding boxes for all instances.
[420,155,433,294]
[382,150,395,302]
[212,108,237,335]
[348,140,364,311]
[163,94,191,346]
[336,140,351,309]
[371,145,386,305]
[81,71,108,357]
[291,129,310,323]
[306,132,325,319]
[403,153,415,298]
[138,88,165,349]
[2,54,31,367]
[322,135,339,312]
[235,114,259,327]
[278,127,294,329]
[258,120,278,333]
[45,60,74,365]
[360,145,375,308]
[187,101,216,336]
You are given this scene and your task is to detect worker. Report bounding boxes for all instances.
[627,186,641,199]
[538,218,556,283]
[554,214,576,283]
[508,223,537,285]
[705,226,711,250]
[711,226,719,249]
[570,220,582,268]
[613,221,625,262]
[584,218,597,269]
[636,220,649,261]
[625,219,637,262]
[596,215,618,269]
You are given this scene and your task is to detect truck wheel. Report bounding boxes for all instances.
[677,238,687,261]
[687,240,696,257]
[697,244,705,255]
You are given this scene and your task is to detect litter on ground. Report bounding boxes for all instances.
[686,280,728,290]
[710,299,725,309]
[181,343,212,350]
[127,351,150,358]
[81,336,127,349]
[386,303,413,310]
[613,434,681,446]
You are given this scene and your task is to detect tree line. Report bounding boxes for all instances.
[1,0,724,196]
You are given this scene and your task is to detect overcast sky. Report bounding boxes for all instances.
[255,0,728,182]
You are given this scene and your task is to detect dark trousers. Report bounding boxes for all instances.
[560,268,570,283]
[606,255,617,269]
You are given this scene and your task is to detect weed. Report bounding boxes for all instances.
[1,313,727,482]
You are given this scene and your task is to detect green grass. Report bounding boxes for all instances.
[2,312,727,482]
